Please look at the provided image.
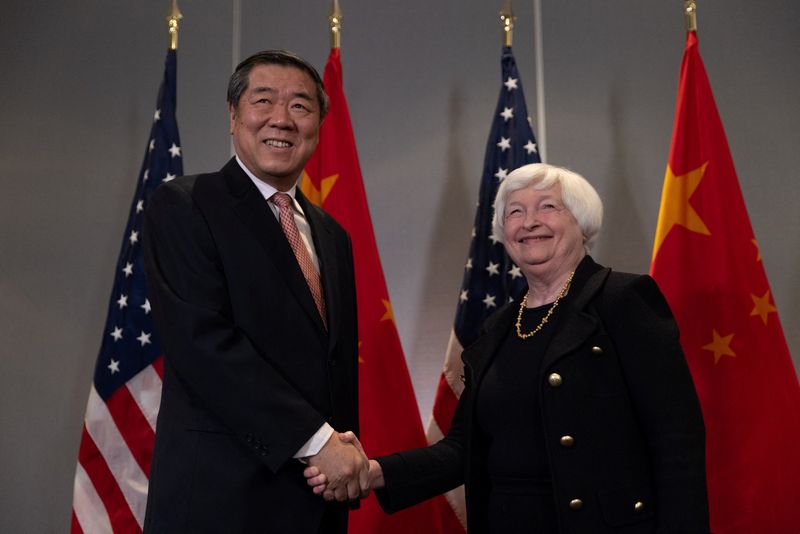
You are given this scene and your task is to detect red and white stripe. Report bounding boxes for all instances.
[72,357,163,534]
[425,330,467,531]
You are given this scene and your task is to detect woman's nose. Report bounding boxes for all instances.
[523,210,539,229]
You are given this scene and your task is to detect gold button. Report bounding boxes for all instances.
[591,345,603,355]
[634,501,645,512]
[569,498,583,510]
[560,435,575,447]
[548,373,563,387]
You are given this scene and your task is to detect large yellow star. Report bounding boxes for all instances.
[380,299,395,323]
[702,329,736,364]
[652,162,711,260]
[300,171,339,207]
[750,289,777,325]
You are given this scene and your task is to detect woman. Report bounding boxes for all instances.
[306,163,710,533]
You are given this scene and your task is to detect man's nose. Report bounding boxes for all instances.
[268,104,292,128]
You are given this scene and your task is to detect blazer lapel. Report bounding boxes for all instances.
[461,304,517,385]
[223,159,326,333]
[541,267,610,370]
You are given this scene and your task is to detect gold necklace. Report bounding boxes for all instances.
[515,271,575,340]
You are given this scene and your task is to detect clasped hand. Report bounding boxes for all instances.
[305,431,384,502]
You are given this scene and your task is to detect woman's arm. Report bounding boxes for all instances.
[603,274,710,531]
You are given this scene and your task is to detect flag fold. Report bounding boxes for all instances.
[302,48,451,534]
[72,49,182,534]
[425,46,542,530]
[651,31,800,534]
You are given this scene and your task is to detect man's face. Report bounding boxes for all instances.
[229,64,321,190]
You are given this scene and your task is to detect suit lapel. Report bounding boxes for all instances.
[223,159,326,333]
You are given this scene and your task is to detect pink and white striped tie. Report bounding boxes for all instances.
[270,192,327,329]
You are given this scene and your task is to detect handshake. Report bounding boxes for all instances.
[304,431,383,502]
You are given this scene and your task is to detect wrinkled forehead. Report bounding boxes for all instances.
[508,181,562,203]
[246,64,315,91]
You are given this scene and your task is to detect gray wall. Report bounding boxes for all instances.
[1,1,797,531]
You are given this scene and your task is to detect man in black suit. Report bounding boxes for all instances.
[142,49,367,533]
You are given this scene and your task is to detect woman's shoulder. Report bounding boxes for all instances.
[596,269,675,325]
[602,270,650,297]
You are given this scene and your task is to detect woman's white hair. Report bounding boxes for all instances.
[492,163,604,251]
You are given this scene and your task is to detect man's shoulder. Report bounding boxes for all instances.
[153,170,226,202]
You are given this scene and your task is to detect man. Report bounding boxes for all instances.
[142,50,367,533]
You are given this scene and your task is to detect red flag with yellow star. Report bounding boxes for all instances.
[651,31,800,533]
[302,48,453,534]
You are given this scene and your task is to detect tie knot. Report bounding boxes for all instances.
[271,192,293,209]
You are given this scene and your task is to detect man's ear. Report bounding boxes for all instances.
[228,103,236,135]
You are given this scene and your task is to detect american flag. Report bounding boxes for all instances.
[71,50,182,534]
[425,46,541,528]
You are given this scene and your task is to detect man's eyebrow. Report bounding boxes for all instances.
[291,90,314,102]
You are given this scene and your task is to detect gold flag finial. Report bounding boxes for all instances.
[684,1,697,33]
[500,0,515,47]
[329,0,342,49]
[167,0,183,50]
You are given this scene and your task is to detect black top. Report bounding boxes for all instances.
[475,304,560,533]
[475,303,555,481]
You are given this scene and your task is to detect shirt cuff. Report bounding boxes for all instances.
[294,422,334,460]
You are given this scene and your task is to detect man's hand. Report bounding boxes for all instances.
[306,431,370,502]
[304,431,384,500]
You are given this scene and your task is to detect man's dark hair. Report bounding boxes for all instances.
[227,49,328,119]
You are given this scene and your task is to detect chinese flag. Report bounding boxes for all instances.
[302,48,453,534]
[651,31,800,533]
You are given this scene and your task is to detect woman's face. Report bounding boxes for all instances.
[502,183,586,281]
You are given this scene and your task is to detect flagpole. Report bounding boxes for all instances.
[167,0,182,50]
[329,0,342,49]
[684,0,697,32]
[531,0,546,162]
[500,0,514,47]
[232,0,241,67]
[230,0,241,156]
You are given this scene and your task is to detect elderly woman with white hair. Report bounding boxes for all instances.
[306,163,711,533]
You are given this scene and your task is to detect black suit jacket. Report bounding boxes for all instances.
[142,158,359,533]
[376,257,710,533]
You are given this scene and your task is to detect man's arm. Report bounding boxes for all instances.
[143,180,329,472]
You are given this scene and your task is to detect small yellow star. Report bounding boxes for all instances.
[702,329,736,364]
[751,239,762,262]
[750,289,777,325]
[357,340,364,364]
[300,171,340,207]
[652,162,711,260]
[380,299,395,323]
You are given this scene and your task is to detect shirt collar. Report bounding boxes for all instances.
[235,155,300,207]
